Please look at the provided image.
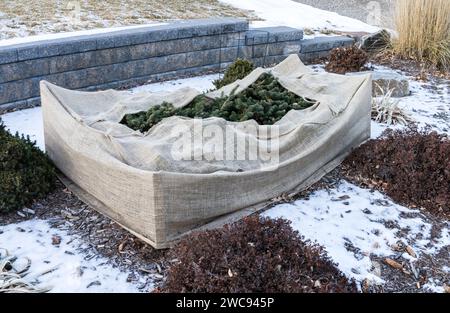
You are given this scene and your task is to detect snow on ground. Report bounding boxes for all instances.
[0,219,143,293]
[309,64,450,138]
[131,73,219,94]
[369,68,450,138]
[220,0,379,33]
[395,76,450,134]
[2,107,45,150]
[263,180,449,290]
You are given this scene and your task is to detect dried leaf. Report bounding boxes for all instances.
[52,235,62,245]
[384,258,403,270]
[406,246,417,258]
[118,241,126,253]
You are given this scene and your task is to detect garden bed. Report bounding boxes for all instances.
[39,54,371,248]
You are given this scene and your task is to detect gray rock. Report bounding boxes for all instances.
[300,36,354,53]
[347,70,410,97]
[372,71,410,97]
[359,29,391,52]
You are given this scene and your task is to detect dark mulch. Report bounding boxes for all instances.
[372,51,450,81]
[342,127,450,220]
[157,216,357,293]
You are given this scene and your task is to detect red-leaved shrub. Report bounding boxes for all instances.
[344,127,450,218]
[158,216,357,293]
[325,46,369,74]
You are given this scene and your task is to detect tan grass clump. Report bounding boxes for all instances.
[393,0,450,70]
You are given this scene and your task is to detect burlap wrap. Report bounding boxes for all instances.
[41,55,372,248]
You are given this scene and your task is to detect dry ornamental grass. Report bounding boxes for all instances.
[393,0,450,70]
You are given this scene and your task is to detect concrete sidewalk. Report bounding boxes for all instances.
[293,0,395,28]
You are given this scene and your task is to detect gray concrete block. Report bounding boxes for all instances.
[246,26,303,45]
[0,58,50,83]
[15,37,97,61]
[240,41,301,59]
[252,54,291,68]
[0,96,41,114]
[0,47,18,65]
[0,77,41,105]
[300,36,354,53]
[49,52,97,74]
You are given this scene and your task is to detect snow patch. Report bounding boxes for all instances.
[1,107,45,151]
[220,0,379,33]
[263,180,449,286]
[0,219,143,293]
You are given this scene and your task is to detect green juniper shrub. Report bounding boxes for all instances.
[0,118,56,214]
[121,73,315,132]
[213,58,254,89]
[157,216,357,293]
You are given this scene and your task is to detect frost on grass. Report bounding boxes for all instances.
[0,219,143,293]
[263,180,449,289]
[0,0,253,40]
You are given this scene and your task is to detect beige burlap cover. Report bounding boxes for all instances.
[41,55,372,248]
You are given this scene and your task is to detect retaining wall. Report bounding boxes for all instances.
[0,18,354,113]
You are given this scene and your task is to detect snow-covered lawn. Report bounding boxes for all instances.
[219,0,379,33]
[0,0,252,40]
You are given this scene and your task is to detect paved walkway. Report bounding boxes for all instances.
[293,0,395,28]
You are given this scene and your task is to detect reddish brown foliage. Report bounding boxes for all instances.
[158,216,357,293]
[344,127,450,219]
[325,46,369,74]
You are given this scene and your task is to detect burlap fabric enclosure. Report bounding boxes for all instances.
[41,55,372,248]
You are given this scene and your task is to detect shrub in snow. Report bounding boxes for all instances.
[213,58,254,89]
[121,73,315,132]
[344,127,450,219]
[325,46,369,74]
[0,118,55,213]
[157,216,357,293]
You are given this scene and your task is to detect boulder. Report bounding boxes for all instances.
[347,70,410,97]
[359,29,391,52]
[372,71,410,97]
